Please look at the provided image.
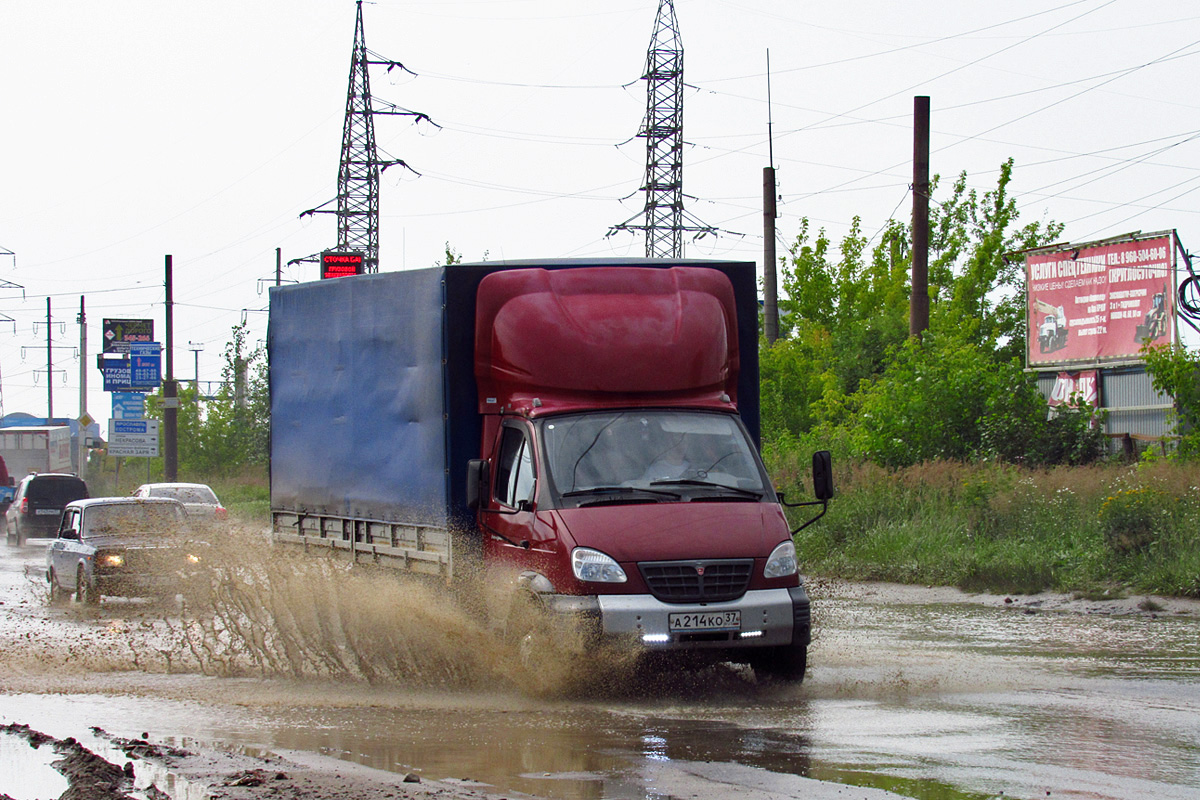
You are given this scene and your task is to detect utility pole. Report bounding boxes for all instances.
[163,255,178,482]
[293,0,435,273]
[608,0,714,257]
[46,298,53,420]
[910,96,931,339]
[77,297,88,482]
[763,49,779,344]
[188,342,204,388]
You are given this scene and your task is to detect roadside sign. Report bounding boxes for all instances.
[108,419,160,458]
[103,318,154,354]
[130,343,161,388]
[321,251,364,279]
[112,392,145,420]
[97,342,161,391]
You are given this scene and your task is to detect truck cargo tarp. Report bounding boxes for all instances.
[270,269,450,526]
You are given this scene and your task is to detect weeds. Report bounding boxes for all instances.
[768,454,1200,598]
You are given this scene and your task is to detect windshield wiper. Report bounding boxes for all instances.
[648,479,763,499]
[562,486,681,500]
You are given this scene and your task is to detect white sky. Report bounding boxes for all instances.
[1,0,1197,432]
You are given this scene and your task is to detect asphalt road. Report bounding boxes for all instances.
[2,536,1199,800]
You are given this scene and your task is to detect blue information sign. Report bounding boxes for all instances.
[99,343,161,391]
[112,392,145,420]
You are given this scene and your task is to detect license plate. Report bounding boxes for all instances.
[668,610,740,632]
[35,509,60,516]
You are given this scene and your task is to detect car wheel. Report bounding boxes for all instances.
[752,643,808,683]
[14,520,25,547]
[76,566,99,607]
[4,520,13,547]
[48,569,69,606]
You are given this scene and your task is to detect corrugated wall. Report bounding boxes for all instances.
[1036,366,1175,455]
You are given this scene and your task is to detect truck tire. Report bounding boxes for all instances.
[48,569,69,606]
[505,592,550,669]
[752,643,808,683]
[76,566,99,607]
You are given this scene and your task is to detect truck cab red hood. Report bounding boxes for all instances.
[554,502,789,563]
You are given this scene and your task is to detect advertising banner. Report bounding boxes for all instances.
[103,318,154,353]
[1026,235,1175,366]
[1049,370,1099,408]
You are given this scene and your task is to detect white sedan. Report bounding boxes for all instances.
[132,482,227,520]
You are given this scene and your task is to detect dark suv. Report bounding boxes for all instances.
[5,474,89,546]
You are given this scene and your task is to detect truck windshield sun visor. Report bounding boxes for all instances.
[542,410,771,508]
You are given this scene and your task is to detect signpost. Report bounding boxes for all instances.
[107,419,160,458]
[111,392,145,420]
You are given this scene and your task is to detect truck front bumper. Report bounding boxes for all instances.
[542,586,810,652]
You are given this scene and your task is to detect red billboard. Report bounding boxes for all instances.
[1026,234,1175,366]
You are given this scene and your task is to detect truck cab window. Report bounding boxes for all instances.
[495,426,536,508]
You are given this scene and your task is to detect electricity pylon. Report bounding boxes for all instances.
[609,0,714,258]
[294,0,435,273]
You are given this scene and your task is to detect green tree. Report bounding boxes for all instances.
[146,321,267,476]
[1141,342,1200,457]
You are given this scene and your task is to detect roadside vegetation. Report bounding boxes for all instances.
[761,158,1200,599]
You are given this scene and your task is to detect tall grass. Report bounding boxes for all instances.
[769,452,1200,598]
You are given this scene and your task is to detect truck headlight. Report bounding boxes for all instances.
[572,548,627,583]
[763,540,798,578]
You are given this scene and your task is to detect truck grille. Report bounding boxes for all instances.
[637,559,753,603]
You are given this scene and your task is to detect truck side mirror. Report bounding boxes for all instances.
[466,459,489,510]
[812,450,833,501]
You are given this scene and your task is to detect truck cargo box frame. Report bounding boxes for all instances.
[268,258,760,582]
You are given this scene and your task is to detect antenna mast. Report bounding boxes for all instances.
[609,0,714,258]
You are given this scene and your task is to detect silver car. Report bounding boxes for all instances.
[45,497,202,606]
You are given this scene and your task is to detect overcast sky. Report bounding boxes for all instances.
[1,0,1197,431]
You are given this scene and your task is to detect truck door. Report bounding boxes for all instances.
[484,422,557,574]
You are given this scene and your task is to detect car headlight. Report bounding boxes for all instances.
[763,540,798,579]
[571,548,627,583]
[186,553,201,564]
[99,553,125,568]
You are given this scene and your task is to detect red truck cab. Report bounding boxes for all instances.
[465,266,831,680]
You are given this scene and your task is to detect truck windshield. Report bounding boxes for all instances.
[540,410,769,505]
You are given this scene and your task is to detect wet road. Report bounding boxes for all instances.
[2,539,1199,800]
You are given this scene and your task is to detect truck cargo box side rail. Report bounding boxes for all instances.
[272,509,451,578]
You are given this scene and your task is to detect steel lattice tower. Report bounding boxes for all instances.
[610,0,713,258]
[337,0,383,272]
[296,0,432,273]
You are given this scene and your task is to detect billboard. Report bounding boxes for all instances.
[1026,234,1175,367]
[103,318,154,354]
[321,251,364,279]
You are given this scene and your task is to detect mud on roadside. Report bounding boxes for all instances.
[2,721,539,800]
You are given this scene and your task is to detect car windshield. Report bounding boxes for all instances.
[83,504,184,537]
[540,410,768,503]
[150,485,218,504]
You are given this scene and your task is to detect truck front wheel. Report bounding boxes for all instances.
[751,643,808,683]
